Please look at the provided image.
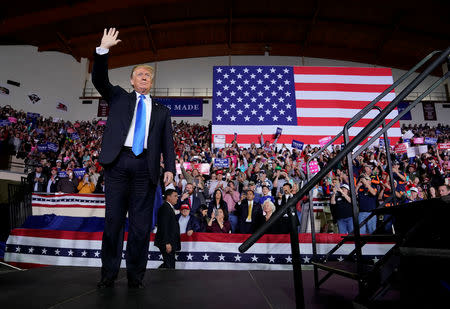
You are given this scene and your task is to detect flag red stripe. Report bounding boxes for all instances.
[294,83,394,93]
[293,67,392,76]
[32,203,105,209]
[296,100,392,109]
[224,134,400,145]
[297,117,400,128]
[9,228,347,244]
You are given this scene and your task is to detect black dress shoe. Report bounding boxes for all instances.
[128,280,145,289]
[97,278,115,288]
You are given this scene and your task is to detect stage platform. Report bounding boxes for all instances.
[0,266,402,309]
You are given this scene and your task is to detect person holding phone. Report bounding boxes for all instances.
[77,173,96,193]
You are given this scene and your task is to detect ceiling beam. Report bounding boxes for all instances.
[56,31,80,62]
[227,1,233,50]
[0,0,182,36]
[144,15,157,54]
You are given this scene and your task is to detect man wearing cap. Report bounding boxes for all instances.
[331,184,354,234]
[176,204,201,236]
[356,171,378,234]
[406,187,422,203]
[179,183,201,215]
[45,167,59,193]
[155,189,181,269]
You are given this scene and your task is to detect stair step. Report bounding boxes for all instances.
[341,234,397,242]
[312,261,373,280]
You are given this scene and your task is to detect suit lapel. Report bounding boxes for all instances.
[128,91,137,124]
[149,97,157,132]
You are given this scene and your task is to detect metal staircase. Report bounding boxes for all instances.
[239,47,450,309]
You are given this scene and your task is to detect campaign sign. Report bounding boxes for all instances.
[276,127,283,136]
[438,143,450,150]
[424,137,437,145]
[214,158,229,168]
[292,140,304,150]
[394,143,409,154]
[58,171,68,178]
[157,98,203,117]
[0,119,10,127]
[47,142,59,152]
[319,136,332,147]
[26,112,40,119]
[97,120,107,126]
[71,133,80,140]
[413,137,424,144]
[302,161,319,174]
[37,144,48,152]
[73,168,86,178]
[176,163,210,175]
[8,117,17,123]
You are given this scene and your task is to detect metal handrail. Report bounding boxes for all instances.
[239,47,450,308]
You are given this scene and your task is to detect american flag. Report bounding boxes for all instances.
[212,66,401,147]
[4,194,393,270]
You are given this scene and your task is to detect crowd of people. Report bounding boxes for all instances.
[1,104,449,235]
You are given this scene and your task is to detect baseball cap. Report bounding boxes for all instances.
[180,204,190,211]
[340,184,350,190]
[410,187,418,192]
[216,170,223,175]
[249,181,256,186]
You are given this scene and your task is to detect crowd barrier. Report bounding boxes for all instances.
[4,194,394,270]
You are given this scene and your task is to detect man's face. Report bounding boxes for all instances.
[438,186,449,196]
[247,190,254,201]
[167,192,179,205]
[262,186,269,195]
[130,67,153,95]
[181,209,190,217]
[283,185,291,195]
[36,167,42,173]
[186,184,194,194]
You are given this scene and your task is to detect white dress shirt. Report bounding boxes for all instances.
[96,47,152,149]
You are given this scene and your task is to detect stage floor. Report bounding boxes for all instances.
[0,266,393,309]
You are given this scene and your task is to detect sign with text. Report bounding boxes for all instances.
[97,99,110,117]
[302,161,319,174]
[214,158,229,168]
[73,168,86,178]
[422,101,437,121]
[397,101,412,120]
[213,134,226,148]
[318,136,332,147]
[424,137,437,145]
[292,140,304,150]
[413,137,424,144]
[394,143,409,154]
[438,143,450,150]
[157,98,203,117]
[176,163,210,175]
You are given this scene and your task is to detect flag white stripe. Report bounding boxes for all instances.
[32,207,105,217]
[212,125,401,136]
[295,91,396,102]
[294,75,394,85]
[297,108,398,119]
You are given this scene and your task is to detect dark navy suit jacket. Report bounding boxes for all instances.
[92,53,175,184]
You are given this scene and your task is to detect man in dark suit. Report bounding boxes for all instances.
[235,190,262,234]
[276,182,297,234]
[179,183,201,215]
[44,167,59,193]
[155,189,181,269]
[27,164,48,192]
[93,28,175,288]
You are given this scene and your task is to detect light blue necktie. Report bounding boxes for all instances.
[132,94,146,156]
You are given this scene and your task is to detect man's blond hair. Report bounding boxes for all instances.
[130,64,154,79]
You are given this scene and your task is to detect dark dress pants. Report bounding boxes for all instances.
[158,247,175,269]
[101,148,156,282]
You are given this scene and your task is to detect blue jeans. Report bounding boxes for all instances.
[297,211,302,233]
[229,214,238,233]
[359,212,376,234]
[337,217,354,234]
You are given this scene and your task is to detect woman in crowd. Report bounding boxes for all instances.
[206,208,231,233]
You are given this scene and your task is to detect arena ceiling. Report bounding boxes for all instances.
[1,0,449,71]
